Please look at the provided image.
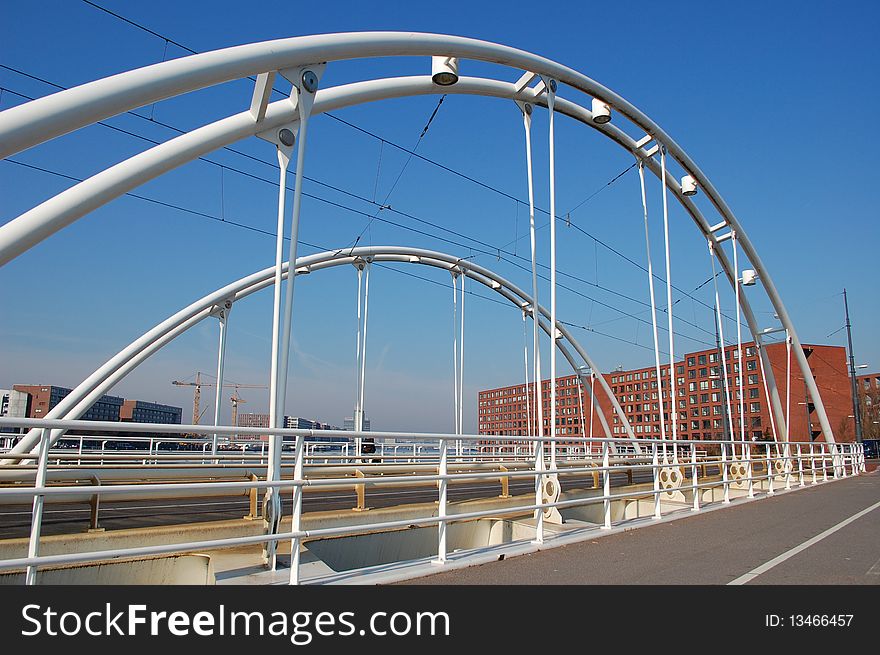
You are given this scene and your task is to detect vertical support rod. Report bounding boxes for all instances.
[276,102,312,421]
[691,440,700,511]
[353,264,363,455]
[660,147,678,460]
[810,443,817,485]
[797,443,804,487]
[710,242,737,470]
[452,272,460,437]
[745,435,754,498]
[576,374,587,453]
[522,310,532,449]
[784,332,793,444]
[360,263,370,434]
[355,262,371,458]
[458,273,465,456]
[288,433,305,584]
[437,437,448,563]
[652,442,661,519]
[602,439,611,529]
[721,439,730,504]
[438,270,457,562]
[519,101,544,544]
[588,373,596,449]
[269,71,317,569]
[212,308,229,457]
[25,428,51,585]
[638,161,668,451]
[732,232,746,458]
[265,144,291,569]
[547,81,558,471]
[757,340,778,451]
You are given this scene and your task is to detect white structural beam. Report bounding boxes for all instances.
[0,32,656,159]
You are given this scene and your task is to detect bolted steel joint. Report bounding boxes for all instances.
[524,103,533,115]
[278,128,295,147]
[548,79,557,93]
[301,70,319,94]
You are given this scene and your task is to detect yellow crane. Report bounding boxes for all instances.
[171,372,267,425]
[230,390,247,427]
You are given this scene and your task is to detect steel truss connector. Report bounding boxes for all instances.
[250,71,277,122]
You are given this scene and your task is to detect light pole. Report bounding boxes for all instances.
[843,289,863,443]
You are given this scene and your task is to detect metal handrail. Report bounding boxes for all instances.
[0,416,864,584]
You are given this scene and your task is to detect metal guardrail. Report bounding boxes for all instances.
[0,417,866,585]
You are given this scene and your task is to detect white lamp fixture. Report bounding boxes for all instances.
[681,174,698,196]
[741,269,758,286]
[591,98,611,124]
[431,56,459,86]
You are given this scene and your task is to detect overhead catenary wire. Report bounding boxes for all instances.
[346,94,448,253]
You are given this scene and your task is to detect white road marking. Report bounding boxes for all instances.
[728,499,880,585]
[866,556,880,576]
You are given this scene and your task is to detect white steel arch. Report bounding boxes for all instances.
[0,31,832,443]
[4,246,637,459]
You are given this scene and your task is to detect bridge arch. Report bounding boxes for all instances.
[5,246,640,459]
[0,32,832,442]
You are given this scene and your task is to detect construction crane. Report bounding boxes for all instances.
[230,390,247,428]
[171,372,267,426]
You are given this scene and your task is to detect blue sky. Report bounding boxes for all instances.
[1,0,878,433]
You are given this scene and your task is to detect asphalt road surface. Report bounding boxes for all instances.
[402,468,880,585]
[0,469,657,539]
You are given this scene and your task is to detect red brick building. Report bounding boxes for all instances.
[478,342,854,445]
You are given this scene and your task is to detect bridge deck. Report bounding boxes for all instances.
[401,467,880,585]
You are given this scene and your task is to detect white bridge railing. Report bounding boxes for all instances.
[0,417,866,585]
